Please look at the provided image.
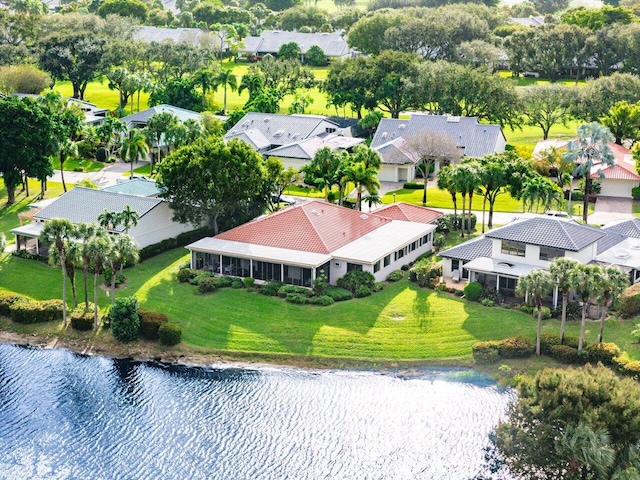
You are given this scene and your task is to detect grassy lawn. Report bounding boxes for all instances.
[1,248,639,363]
[51,156,104,173]
[0,180,65,244]
[633,201,640,218]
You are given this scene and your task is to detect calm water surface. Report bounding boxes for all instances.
[0,344,514,479]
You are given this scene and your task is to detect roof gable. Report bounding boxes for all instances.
[265,132,364,159]
[120,104,202,126]
[374,203,442,224]
[603,218,640,239]
[485,217,605,251]
[215,200,392,254]
[34,187,163,232]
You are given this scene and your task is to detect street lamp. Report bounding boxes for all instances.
[393,193,396,203]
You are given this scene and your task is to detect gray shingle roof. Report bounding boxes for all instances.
[101,178,161,198]
[603,218,640,239]
[486,217,605,252]
[133,26,224,47]
[34,187,163,233]
[240,30,349,57]
[120,104,203,127]
[265,132,363,160]
[597,231,626,255]
[439,237,493,261]
[224,113,339,148]
[371,114,505,162]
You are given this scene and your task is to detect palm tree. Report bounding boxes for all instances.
[121,131,150,180]
[344,161,380,211]
[570,264,602,350]
[556,423,615,479]
[143,112,178,175]
[193,68,218,109]
[117,205,139,234]
[239,72,263,102]
[437,165,458,223]
[87,235,113,330]
[98,209,119,231]
[516,269,554,355]
[40,219,75,327]
[75,223,105,310]
[548,257,580,344]
[214,69,237,114]
[563,122,615,223]
[301,147,343,202]
[58,138,78,193]
[108,235,139,305]
[596,266,629,343]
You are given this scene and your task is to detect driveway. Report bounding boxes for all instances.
[50,160,150,188]
[588,196,634,226]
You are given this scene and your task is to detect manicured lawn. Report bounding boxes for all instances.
[1,248,639,363]
[0,180,65,244]
[51,156,104,173]
[633,201,640,218]
[504,120,578,147]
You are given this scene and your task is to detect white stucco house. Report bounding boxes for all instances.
[11,185,194,253]
[186,201,441,286]
[370,114,506,183]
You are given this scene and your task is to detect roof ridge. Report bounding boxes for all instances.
[301,201,333,254]
[558,219,579,251]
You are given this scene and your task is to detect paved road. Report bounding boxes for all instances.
[50,160,149,188]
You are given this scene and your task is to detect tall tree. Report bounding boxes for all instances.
[516,269,554,355]
[108,234,139,305]
[76,222,105,310]
[98,209,119,231]
[213,69,237,115]
[117,205,139,234]
[300,147,344,202]
[570,264,602,351]
[436,165,458,221]
[563,122,615,223]
[95,117,127,161]
[264,157,298,212]
[87,234,113,330]
[600,101,640,145]
[548,257,580,344]
[157,137,268,235]
[519,84,577,140]
[121,131,150,180]
[143,112,178,175]
[343,160,380,211]
[192,67,219,109]
[40,219,75,327]
[596,266,629,343]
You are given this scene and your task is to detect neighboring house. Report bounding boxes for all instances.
[100,177,163,198]
[371,114,506,183]
[240,30,352,60]
[186,200,438,286]
[534,139,637,198]
[440,216,606,302]
[120,104,204,130]
[133,26,227,50]
[373,202,443,225]
[225,113,362,168]
[595,218,640,283]
[11,186,194,253]
[509,17,545,27]
[67,99,109,125]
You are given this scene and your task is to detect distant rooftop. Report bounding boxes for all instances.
[101,178,162,198]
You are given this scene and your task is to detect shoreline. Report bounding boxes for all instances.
[0,329,477,374]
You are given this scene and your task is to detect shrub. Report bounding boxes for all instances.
[278,285,312,298]
[324,286,353,302]
[633,187,640,201]
[243,277,255,289]
[540,333,561,354]
[498,336,533,358]
[102,306,111,329]
[519,304,534,315]
[70,305,95,331]
[110,296,140,343]
[197,277,218,294]
[481,298,495,307]
[373,282,386,292]
[562,334,582,349]
[286,293,308,304]
[464,282,483,301]
[480,286,501,304]
[231,280,243,288]
[387,270,404,282]
[177,268,198,283]
[585,342,621,366]
[550,345,583,364]
[212,276,233,288]
[191,272,212,285]
[354,285,372,298]
[259,280,285,296]
[313,269,328,296]
[409,261,442,287]
[433,233,446,251]
[0,293,27,317]
[337,270,375,294]
[454,289,464,297]
[473,341,501,364]
[158,323,182,346]
[435,283,446,292]
[10,299,63,324]
[619,283,640,318]
[138,309,169,340]
[139,237,178,260]
[307,295,334,306]
[401,264,411,271]
[623,360,640,379]
[403,181,423,189]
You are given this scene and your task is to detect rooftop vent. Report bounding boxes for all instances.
[631,244,640,251]
[398,124,406,129]
[497,262,514,268]
[311,209,320,216]
[264,117,271,123]
[447,116,461,123]
[359,214,368,220]
[615,252,631,259]
[292,133,300,139]
[273,129,285,137]
[381,132,388,139]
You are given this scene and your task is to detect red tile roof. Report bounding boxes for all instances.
[589,144,639,181]
[216,200,392,254]
[374,202,442,224]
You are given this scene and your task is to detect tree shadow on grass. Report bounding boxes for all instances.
[408,283,432,331]
[135,275,408,356]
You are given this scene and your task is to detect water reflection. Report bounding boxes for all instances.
[0,344,514,479]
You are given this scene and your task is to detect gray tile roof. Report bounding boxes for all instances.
[486,217,605,252]
[34,187,163,233]
[120,104,203,127]
[101,178,162,198]
[597,231,626,255]
[371,114,505,162]
[240,30,350,57]
[133,26,224,47]
[265,132,363,160]
[439,237,493,261]
[509,16,545,27]
[229,129,272,151]
[603,218,640,239]
[374,140,414,165]
[224,113,339,148]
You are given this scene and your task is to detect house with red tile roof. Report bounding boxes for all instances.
[534,140,638,198]
[186,201,439,286]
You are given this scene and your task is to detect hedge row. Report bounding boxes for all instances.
[472,336,533,364]
[139,227,215,260]
[9,298,64,324]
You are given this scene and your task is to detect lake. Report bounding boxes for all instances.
[0,344,514,479]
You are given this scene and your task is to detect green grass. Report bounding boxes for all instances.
[2,248,640,363]
[504,120,579,147]
[0,180,65,245]
[633,201,640,218]
[51,156,104,173]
